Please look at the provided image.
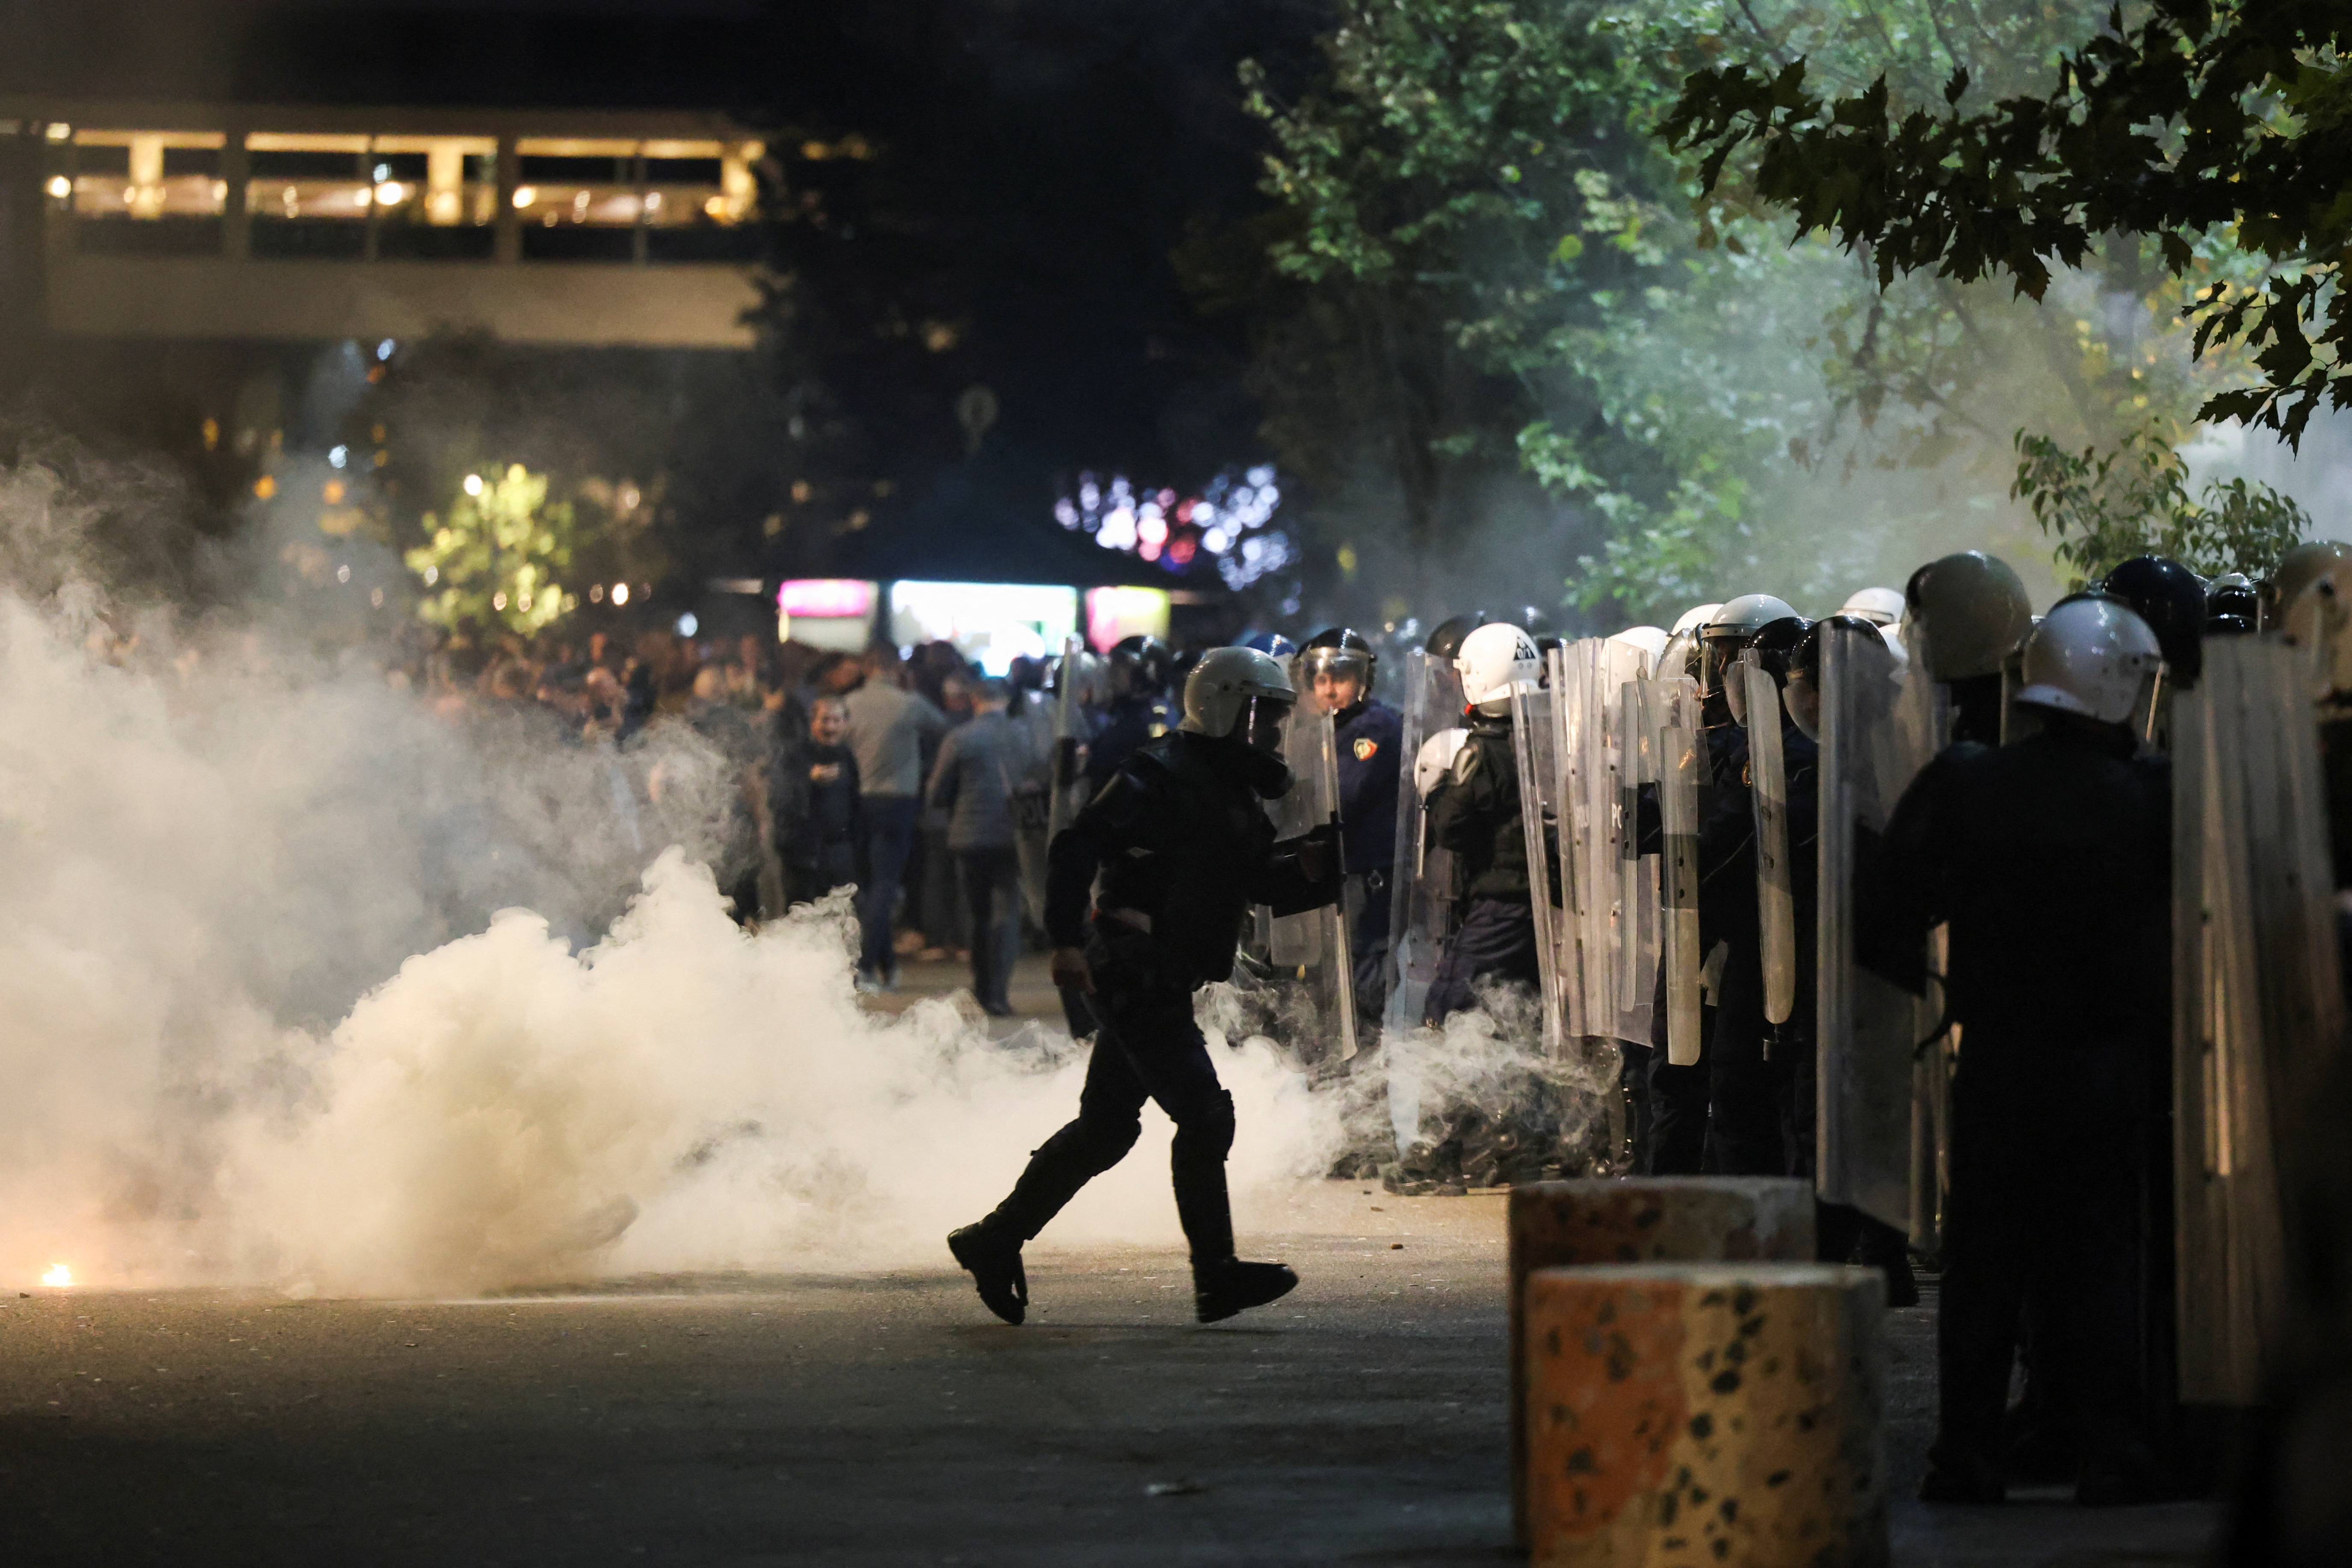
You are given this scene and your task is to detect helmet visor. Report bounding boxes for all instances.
[1300,647,1372,708]
[1785,670,1822,741]
[1725,661,1751,729]
[1697,630,1743,700]
[1241,694,1293,756]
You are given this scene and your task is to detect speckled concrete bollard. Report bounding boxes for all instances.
[1510,1178,1815,1546]
[1522,1263,1888,1568]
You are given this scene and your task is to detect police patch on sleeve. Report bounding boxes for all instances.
[1353,738,1379,762]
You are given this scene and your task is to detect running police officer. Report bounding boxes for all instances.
[949,647,1341,1325]
[1300,627,1403,1022]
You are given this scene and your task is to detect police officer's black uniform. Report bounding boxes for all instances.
[952,727,1338,1323]
[1332,694,1403,1020]
[1864,718,2171,1502]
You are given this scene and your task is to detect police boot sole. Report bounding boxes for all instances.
[1195,1261,1297,1324]
[947,1225,1028,1326]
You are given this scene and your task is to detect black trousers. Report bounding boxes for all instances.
[1347,867,1393,1027]
[1644,976,1717,1175]
[989,928,1237,1264]
[1932,1038,2148,1475]
[1424,894,1539,1025]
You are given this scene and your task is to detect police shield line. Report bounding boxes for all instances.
[946,552,2352,1529]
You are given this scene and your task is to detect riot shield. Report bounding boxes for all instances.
[1383,650,1466,1040]
[1508,678,1567,1056]
[1552,638,1658,1046]
[1047,635,1094,842]
[2172,637,2342,1405]
[1610,667,1662,1045]
[1260,702,1360,1063]
[1741,654,1797,1026]
[1815,620,1947,1235]
[1638,673,1704,1065]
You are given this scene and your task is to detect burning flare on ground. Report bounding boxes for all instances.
[41,1264,72,1287]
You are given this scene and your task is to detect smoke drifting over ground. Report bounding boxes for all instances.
[0,447,1382,1297]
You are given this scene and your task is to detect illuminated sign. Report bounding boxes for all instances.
[888,581,1080,676]
[777,579,876,618]
[1084,586,1171,652]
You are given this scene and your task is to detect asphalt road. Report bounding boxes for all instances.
[0,1181,2217,1568]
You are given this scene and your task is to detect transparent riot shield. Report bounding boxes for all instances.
[1383,650,1466,1039]
[1815,620,1946,1235]
[1383,650,1467,1152]
[1639,674,1704,1065]
[1611,669,1662,1045]
[1047,635,1094,842]
[1509,679,1566,1056]
[1260,703,1360,1063]
[1741,655,1797,1026]
[2172,637,2342,1405]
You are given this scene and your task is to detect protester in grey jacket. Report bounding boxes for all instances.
[926,679,1034,1015]
[842,663,949,988]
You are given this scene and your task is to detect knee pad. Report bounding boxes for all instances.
[1173,1089,1236,1162]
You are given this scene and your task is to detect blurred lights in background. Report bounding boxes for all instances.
[1055,465,1292,590]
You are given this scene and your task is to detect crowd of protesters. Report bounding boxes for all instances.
[387,621,1055,1011]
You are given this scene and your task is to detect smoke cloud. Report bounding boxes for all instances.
[0,443,1376,1297]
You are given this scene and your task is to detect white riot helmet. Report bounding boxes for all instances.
[1838,586,1905,626]
[1671,602,1725,636]
[1454,622,1541,717]
[1180,645,1297,752]
[2013,599,2162,726]
[1699,593,1799,699]
[1413,727,1470,797]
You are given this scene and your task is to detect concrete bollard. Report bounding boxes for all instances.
[1510,1178,1815,1546]
[1522,1263,1888,1568]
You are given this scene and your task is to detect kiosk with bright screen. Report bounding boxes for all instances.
[777,579,878,651]
[887,581,1080,675]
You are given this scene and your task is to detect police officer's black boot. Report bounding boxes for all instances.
[946,1221,1028,1325]
[1194,1257,1298,1323]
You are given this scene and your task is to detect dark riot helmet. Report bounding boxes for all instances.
[1108,634,1171,696]
[1300,626,1376,700]
[1785,614,1899,741]
[1241,629,1297,661]
[1424,612,1488,661]
[2206,571,2258,635]
[2101,555,2206,687]
[1723,615,1813,730]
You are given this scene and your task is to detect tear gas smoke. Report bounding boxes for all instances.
[0,445,1592,1298]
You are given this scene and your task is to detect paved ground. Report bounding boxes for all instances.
[0,957,2219,1565]
[0,1184,2217,1567]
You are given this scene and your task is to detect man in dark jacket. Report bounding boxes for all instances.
[926,677,1034,1016]
[777,695,863,908]
[948,647,1340,1326]
[1864,599,2173,1506]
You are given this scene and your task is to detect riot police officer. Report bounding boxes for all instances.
[1301,627,1403,1022]
[1863,598,2174,1505]
[1084,635,1175,793]
[948,647,1341,1326]
[1421,623,1543,1024]
[1645,592,1794,1174]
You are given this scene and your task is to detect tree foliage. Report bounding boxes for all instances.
[2012,423,2308,586]
[406,466,581,635]
[1229,0,2254,625]
[1663,0,2352,444]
